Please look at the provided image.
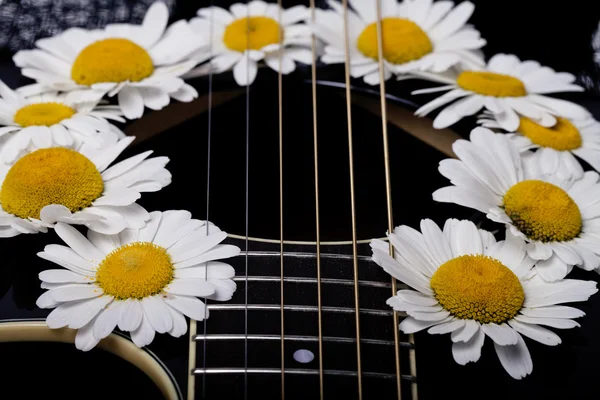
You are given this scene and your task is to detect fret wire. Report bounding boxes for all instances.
[373,1,403,399]
[193,334,411,347]
[341,0,363,398]
[277,1,286,399]
[206,304,396,317]
[309,0,325,398]
[193,368,415,381]
[232,276,392,289]
[244,3,252,399]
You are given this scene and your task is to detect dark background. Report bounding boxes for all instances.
[0,0,600,399]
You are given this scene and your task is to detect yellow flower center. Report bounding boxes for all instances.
[14,103,76,127]
[223,16,283,52]
[457,71,527,97]
[357,18,433,65]
[0,148,104,219]
[95,242,174,300]
[431,255,524,324]
[503,180,582,242]
[518,117,582,151]
[71,38,155,85]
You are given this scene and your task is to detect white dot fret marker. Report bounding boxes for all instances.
[293,349,314,364]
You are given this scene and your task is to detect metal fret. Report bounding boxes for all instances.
[206,304,397,317]
[193,334,413,348]
[193,368,416,382]
[232,276,393,289]
[239,250,373,261]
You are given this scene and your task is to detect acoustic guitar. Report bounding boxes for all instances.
[0,0,595,399]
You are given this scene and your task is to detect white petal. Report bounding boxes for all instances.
[451,319,480,343]
[233,55,258,86]
[206,279,236,302]
[535,255,568,282]
[520,305,585,319]
[395,289,438,306]
[526,242,553,261]
[429,2,475,41]
[118,298,143,331]
[524,278,598,307]
[452,326,485,365]
[514,315,579,329]
[165,279,216,297]
[167,305,188,337]
[508,319,561,346]
[75,319,102,351]
[130,313,156,347]
[51,284,103,302]
[163,294,207,321]
[170,231,228,263]
[40,244,96,274]
[39,269,91,284]
[93,300,123,339]
[494,333,532,379]
[427,319,465,334]
[140,2,169,48]
[68,296,113,329]
[54,223,105,262]
[481,323,519,346]
[142,296,173,334]
[138,211,163,243]
[399,316,452,334]
[118,87,145,119]
[174,244,241,269]
[86,230,120,256]
[453,220,482,256]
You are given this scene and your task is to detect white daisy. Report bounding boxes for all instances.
[0,132,170,237]
[413,53,590,130]
[188,1,312,87]
[313,0,485,85]
[371,218,597,379]
[434,127,600,281]
[36,215,240,351]
[479,111,600,181]
[12,2,203,119]
[0,80,125,163]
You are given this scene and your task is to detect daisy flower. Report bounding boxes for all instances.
[12,2,203,119]
[313,0,485,85]
[434,127,600,281]
[0,132,170,237]
[0,80,125,163]
[189,1,312,86]
[36,214,240,351]
[371,218,597,379]
[414,53,590,130]
[479,111,600,181]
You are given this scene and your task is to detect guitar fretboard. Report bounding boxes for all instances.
[193,238,417,400]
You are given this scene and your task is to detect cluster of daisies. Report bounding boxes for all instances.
[309,0,600,381]
[2,0,600,382]
[0,2,240,351]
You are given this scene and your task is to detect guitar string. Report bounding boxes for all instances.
[201,1,216,399]
[373,1,403,398]
[309,0,325,398]
[277,1,286,399]
[188,3,216,398]
[244,2,251,399]
[341,0,363,398]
